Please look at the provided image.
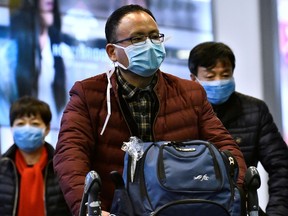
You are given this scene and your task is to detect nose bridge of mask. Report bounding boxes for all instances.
[12,124,29,132]
[23,124,44,134]
[198,77,234,87]
[113,38,151,49]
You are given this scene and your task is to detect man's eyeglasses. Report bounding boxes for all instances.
[113,33,165,46]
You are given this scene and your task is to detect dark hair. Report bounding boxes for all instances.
[188,42,236,76]
[105,4,156,43]
[9,96,52,126]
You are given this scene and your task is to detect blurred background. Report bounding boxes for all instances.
[0,0,287,211]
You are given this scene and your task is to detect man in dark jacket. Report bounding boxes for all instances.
[53,4,247,216]
[188,41,288,216]
[0,96,71,216]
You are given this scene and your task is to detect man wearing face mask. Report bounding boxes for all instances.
[188,41,288,216]
[53,5,247,216]
[0,96,71,216]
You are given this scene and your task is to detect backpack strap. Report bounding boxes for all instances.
[222,151,247,216]
[221,150,239,182]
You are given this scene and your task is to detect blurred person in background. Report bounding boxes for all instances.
[9,0,67,128]
[188,41,288,216]
[0,96,71,216]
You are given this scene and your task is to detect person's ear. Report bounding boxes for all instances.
[106,43,117,62]
[44,124,50,137]
[190,73,197,81]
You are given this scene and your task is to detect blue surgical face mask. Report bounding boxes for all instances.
[13,125,45,153]
[114,39,166,77]
[198,78,236,105]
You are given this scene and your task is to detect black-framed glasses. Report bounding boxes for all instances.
[113,33,165,46]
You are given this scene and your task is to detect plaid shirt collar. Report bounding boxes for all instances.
[116,68,157,99]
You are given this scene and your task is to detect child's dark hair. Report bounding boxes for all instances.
[9,96,52,126]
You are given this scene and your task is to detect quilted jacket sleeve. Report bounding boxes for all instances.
[198,93,247,186]
[53,81,95,216]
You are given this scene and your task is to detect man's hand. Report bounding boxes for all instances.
[102,210,110,216]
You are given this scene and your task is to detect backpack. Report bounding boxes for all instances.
[110,139,243,216]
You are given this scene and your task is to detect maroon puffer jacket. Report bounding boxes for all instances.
[53,70,246,215]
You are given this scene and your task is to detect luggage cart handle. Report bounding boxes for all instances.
[79,171,102,216]
[244,166,261,216]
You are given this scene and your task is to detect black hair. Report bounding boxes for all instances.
[9,96,52,127]
[188,41,236,76]
[105,4,156,44]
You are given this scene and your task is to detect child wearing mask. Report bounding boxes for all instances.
[0,96,71,216]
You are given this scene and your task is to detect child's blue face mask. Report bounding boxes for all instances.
[13,125,45,153]
[197,77,235,105]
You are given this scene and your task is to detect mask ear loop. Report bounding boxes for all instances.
[100,67,115,135]
[194,76,201,83]
[164,35,172,42]
[113,44,129,70]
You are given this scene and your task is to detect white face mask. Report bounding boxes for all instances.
[114,39,166,77]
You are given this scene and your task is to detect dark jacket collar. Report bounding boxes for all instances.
[212,92,243,125]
